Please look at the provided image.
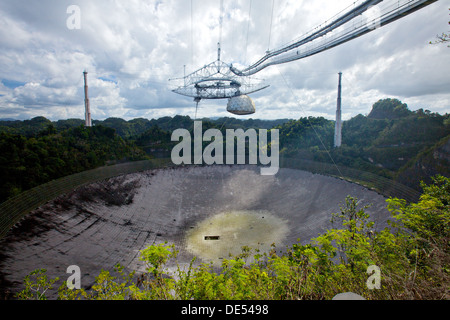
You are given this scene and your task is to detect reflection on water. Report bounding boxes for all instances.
[186,210,289,265]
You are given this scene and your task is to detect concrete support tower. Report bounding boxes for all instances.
[83,71,92,127]
[334,72,342,148]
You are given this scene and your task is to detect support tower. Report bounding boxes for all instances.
[83,71,92,127]
[334,72,342,148]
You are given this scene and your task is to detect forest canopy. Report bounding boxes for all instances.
[0,98,448,202]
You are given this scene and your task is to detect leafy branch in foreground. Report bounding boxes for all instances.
[16,269,59,300]
[429,8,449,47]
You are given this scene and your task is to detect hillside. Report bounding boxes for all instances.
[367,98,412,120]
[0,98,448,202]
[275,99,450,187]
[396,135,450,190]
[0,125,147,203]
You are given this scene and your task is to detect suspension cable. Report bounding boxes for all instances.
[244,0,252,65]
[191,0,194,67]
[267,0,275,51]
[219,0,224,46]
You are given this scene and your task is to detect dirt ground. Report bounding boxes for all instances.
[0,165,391,298]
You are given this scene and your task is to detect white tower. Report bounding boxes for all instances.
[334,72,342,148]
[83,70,92,127]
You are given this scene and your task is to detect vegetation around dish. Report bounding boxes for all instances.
[1,98,448,203]
[16,175,449,300]
[1,97,448,299]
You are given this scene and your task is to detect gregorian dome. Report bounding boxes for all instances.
[227,95,256,115]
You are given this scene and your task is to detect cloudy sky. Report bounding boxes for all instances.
[0,0,448,121]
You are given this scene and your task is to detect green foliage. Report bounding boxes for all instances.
[276,117,334,153]
[210,117,290,131]
[56,264,136,300]
[387,175,449,252]
[2,100,447,199]
[275,99,449,190]
[383,176,450,298]
[139,242,178,277]
[87,265,136,300]
[17,176,450,300]
[373,112,449,146]
[368,98,411,120]
[16,269,59,300]
[0,125,148,203]
[0,116,52,137]
[126,242,180,300]
[342,114,390,147]
[395,135,450,191]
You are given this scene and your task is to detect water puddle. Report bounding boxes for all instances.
[185,210,289,265]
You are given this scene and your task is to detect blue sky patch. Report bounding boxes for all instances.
[98,76,118,84]
[2,79,26,89]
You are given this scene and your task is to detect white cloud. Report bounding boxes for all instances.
[0,0,448,121]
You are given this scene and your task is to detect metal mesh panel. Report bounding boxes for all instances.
[0,157,420,240]
[0,159,173,239]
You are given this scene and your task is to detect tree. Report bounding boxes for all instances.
[367,98,411,120]
[430,8,449,47]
